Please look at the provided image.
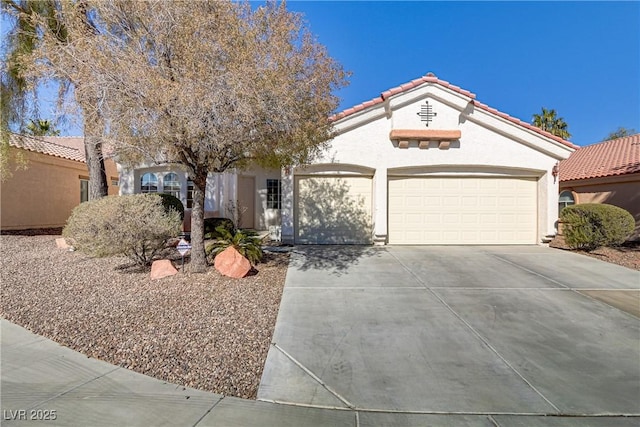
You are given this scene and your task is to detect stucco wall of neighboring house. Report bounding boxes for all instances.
[281,82,574,244]
[1,147,119,230]
[560,173,640,240]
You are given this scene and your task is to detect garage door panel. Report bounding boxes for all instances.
[388,177,537,245]
[296,176,373,244]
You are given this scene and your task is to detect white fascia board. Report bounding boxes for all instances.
[386,83,471,113]
[333,105,388,135]
[462,107,575,160]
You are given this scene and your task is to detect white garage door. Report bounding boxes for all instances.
[295,175,373,244]
[388,177,537,244]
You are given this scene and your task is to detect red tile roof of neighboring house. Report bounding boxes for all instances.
[559,133,640,182]
[330,73,578,149]
[8,134,86,163]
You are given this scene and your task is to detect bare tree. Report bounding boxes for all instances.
[32,1,348,272]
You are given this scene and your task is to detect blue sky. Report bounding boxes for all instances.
[10,1,639,146]
[286,1,640,146]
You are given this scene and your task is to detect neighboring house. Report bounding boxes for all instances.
[1,135,119,230]
[122,72,576,245]
[559,134,640,240]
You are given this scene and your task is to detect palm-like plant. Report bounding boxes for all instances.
[532,107,571,140]
[206,226,263,265]
[25,119,60,136]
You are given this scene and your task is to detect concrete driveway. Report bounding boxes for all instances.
[258,246,640,426]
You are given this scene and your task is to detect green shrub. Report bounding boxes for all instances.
[63,194,182,266]
[155,193,185,220]
[560,203,634,251]
[206,226,263,265]
[204,217,235,239]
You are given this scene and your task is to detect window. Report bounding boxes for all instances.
[187,180,195,209]
[141,173,158,193]
[163,172,180,198]
[266,179,281,209]
[80,179,89,203]
[558,190,575,215]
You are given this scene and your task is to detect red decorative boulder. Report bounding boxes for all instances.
[150,259,178,280]
[214,246,251,279]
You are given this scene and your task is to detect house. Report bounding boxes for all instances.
[1,135,119,231]
[120,72,576,245]
[117,163,282,232]
[278,73,577,245]
[559,134,640,240]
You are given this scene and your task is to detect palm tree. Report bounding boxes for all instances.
[25,119,60,136]
[1,1,67,136]
[2,1,108,197]
[532,107,571,140]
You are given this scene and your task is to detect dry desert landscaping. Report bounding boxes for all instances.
[0,231,288,399]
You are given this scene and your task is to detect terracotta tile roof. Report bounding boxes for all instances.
[8,134,86,163]
[559,134,640,182]
[330,72,578,149]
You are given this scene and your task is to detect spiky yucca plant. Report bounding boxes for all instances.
[206,226,263,265]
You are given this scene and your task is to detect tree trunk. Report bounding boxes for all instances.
[84,135,108,200]
[189,171,208,273]
[82,96,108,200]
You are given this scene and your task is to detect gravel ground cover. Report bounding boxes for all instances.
[0,233,288,399]
[550,236,640,271]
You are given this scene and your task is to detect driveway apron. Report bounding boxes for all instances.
[258,245,640,420]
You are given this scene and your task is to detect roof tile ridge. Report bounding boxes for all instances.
[581,133,640,148]
[330,73,577,150]
[38,142,85,159]
[335,72,478,121]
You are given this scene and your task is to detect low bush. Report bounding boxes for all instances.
[206,226,263,265]
[63,194,182,266]
[560,203,634,251]
[204,217,235,239]
[155,193,185,220]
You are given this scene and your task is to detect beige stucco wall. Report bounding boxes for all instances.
[560,173,640,241]
[1,147,119,230]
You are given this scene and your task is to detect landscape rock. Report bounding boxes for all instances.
[55,238,71,249]
[150,259,178,280]
[214,246,251,278]
[1,234,289,399]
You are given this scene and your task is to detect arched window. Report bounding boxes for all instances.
[141,173,158,193]
[558,190,575,215]
[163,172,181,198]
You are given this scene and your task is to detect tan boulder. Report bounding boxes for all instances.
[214,246,251,279]
[55,238,71,250]
[150,259,178,280]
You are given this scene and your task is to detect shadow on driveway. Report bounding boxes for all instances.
[290,245,384,275]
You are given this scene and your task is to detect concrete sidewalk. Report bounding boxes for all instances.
[1,319,353,427]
